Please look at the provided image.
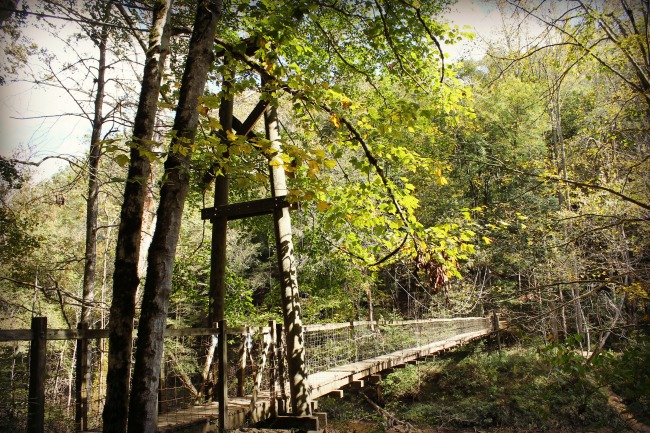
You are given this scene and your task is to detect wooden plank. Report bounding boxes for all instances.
[217,319,228,432]
[201,196,297,221]
[0,329,32,341]
[323,389,344,399]
[236,99,269,136]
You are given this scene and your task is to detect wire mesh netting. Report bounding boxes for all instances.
[303,317,491,374]
[0,339,79,433]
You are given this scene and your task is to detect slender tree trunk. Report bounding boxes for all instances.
[81,4,111,325]
[103,2,173,431]
[265,103,310,415]
[559,287,568,338]
[78,9,111,428]
[127,2,222,431]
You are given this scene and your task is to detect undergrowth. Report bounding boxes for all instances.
[320,336,648,432]
[383,340,623,431]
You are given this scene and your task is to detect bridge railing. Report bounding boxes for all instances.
[303,317,492,374]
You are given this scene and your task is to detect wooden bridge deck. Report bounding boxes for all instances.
[156,327,494,432]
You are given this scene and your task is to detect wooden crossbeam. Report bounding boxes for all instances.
[201,195,298,221]
[235,100,269,136]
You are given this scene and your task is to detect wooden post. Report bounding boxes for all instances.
[492,311,501,350]
[265,101,310,415]
[210,77,231,410]
[27,317,46,433]
[209,81,232,328]
[269,320,277,417]
[237,327,249,397]
[350,321,357,362]
[217,320,228,433]
[276,323,287,413]
[74,322,89,432]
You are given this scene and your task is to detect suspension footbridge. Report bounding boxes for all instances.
[157,316,502,432]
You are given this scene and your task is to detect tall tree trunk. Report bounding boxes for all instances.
[78,7,111,428]
[127,2,222,431]
[103,2,173,432]
[265,104,310,415]
[81,3,111,325]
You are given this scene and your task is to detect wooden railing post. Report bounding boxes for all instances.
[237,327,249,397]
[217,319,228,433]
[276,323,287,413]
[75,322,89,432]
[27,317,46,433]
[350,321,357,362]
[492,311,502,349]
[268,320,277,417]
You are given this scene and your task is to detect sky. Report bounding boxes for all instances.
[0,0,503,179]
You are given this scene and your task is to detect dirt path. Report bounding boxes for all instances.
[601,386,650,433]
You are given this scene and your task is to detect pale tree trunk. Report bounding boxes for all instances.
[103,2,173,432]
[127,2,222,431]
[559,287,568,338]
[265,104,310,415]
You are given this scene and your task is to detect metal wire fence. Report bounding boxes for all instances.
[0,338,78,433]
[303,317,491,374]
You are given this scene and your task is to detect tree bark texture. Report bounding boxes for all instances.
[127,2,222,432]
[265,104,310,416]
[103,2,173,432]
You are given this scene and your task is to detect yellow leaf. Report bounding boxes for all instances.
[330,114,341,128]
[308,160,320,172]
[317,201,331,211]
[482,236,492,245]
[323,159,336,169]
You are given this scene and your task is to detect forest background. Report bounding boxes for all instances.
[0,0,648,431]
